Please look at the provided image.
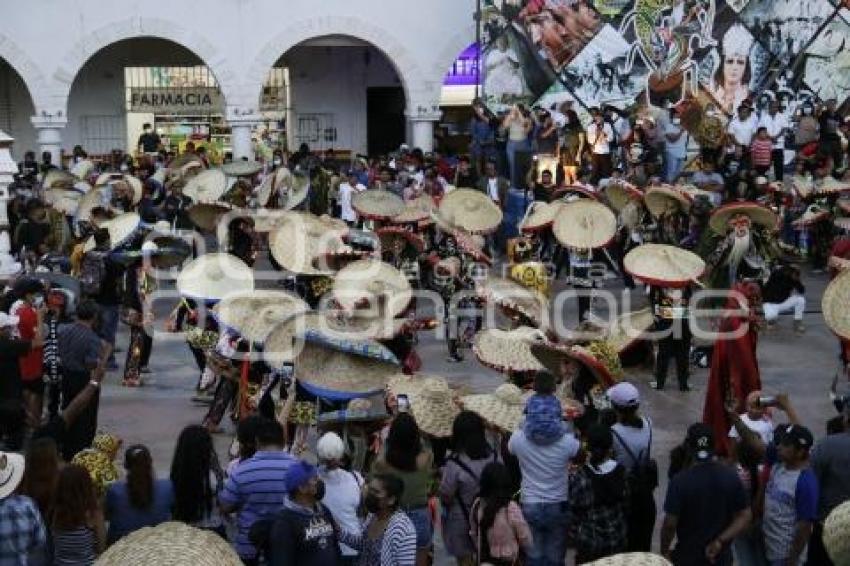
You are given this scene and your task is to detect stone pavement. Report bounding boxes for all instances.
[95,261,840,561]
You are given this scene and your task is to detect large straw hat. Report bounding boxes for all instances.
[437,188,503,234]
[213,290,309,344]
[70,158,95,181]
[552,185,599,201]
[605,181,643,212]
[251,209,295,233]
[0,451,25,499]
[332,259,412,318]
[377,226,426,254]
[815,176,850,195]
[553,199,617,250]
[45,188,83,217]
[221,161,262,177]
[624,244,705,288]
[125,175,143,205]
[823,500,850,565]
[462,383,526,432]
[43,169,76,190]
[183,169,227,203]
[95,521,242,566]
[454,229,492,265]
[353,189,405,220]
[256,167,293,207]
[709,201,778,234]
[269,213,350,275]
[168,153,205,172]
[294,332,399,400]
[92,174,142,204]
[392,195,435,224]
[519,201,564,233]
[387,375,460,438]
[645,184,691,217]
[790,174,814,199]
[606,308,654,354]
[478,277,549,328]
[584,553,672,566]
[823,269,850,340]
[188,202,233,233]
[529,341,617,387]
[280,173,310,211]
[473,327,547,374]
[75,186,109,223]
[176,253,254,302]
[792,204,830,227]
[83,212,141,252]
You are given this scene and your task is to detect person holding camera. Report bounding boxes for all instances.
[762,262,806,334]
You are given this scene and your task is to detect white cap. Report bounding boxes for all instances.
[0,312,20,328]
[316,432,345,461]
[607,382,640,408]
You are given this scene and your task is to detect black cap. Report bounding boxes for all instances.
[779,424,814,451]
[686,422,715,461]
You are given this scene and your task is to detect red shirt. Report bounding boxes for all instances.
[16,305,42,381]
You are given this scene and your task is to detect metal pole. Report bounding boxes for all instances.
[475,0,482,99]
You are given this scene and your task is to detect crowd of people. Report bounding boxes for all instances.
[0,87,850,566]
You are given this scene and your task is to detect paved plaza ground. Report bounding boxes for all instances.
[95,256,841,560]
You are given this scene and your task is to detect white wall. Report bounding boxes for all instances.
[0,59,36,160]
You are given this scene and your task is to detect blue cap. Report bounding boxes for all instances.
[285,460,317,492]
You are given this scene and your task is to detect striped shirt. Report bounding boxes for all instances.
[219,450,296,559]
[53,526,97,565]
[340,511,417,566]
[57,323,102,373]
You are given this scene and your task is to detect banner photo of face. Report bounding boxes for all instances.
[738,0,835,67]
[798,12,850,107]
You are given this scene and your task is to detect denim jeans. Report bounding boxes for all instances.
[506,139,531,189]
[98,304,120,362]
[521,501,570,566]
[665,153,686,182]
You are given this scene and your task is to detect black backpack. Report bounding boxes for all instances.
[611,418,659,494]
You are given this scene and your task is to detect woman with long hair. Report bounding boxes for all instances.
[471,462,532,565]
[560,109,586,185]
[710,24,753,114]
[104,444,173,544]
[372,413,434,566]
[51,464,105,565]
[20,437,61,521]
[170,425,224,535]
[439,411,498,566]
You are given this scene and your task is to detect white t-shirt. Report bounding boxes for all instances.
[508,429,580,503]
[728,116,758,147]
[728,413,774,445]
[487,177,500,202]
[758,113,789,150]
[587,122,614,155]
[339,182,365,222]
[320,467,364,556]
[664,121,689,158]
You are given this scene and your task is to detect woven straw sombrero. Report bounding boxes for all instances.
[645,185,691,217]
[530,341,617,387]
[353,189,405,220]
[606,308,654,354]
[835,217,850,232]
[251,209,295,233]
[624,244,705,288]
[790,174,815,199]
[792,204,830,227]
[823,500,850,565]
[213,290,309,344]
[125,175,143,205]
[188,202,233,233]
[168,153,205,172]
[823,269,850,340]
[183,169,227,203]
[552,185,599,201]
[387,375,460,438]
[709,202,778,234]
[332,259,412,318]
[70,159,95,181]
[377,227,426,254]
[479,277,548,328]
[519,201,564,233]
[392,195,435,225]
[437,188,503,234]
[75,186,110,223]
[257,167,293,207]
[95,521,242,566]
[43,169,76,190]
[462,383,526,432]
[605,182,643,212]
[473,327,547,374]
[553,199,617,250]
[83,212,141,253]
[221,161,262,177]
[584,553,672,566]
[147,235,191,269]
[454,230,492,265]
[45,188,83,217]
[269,213,350,275]
[815,176,850,195]
[280,173,310,211]
[176,253,254,303]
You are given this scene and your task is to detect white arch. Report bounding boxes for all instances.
[428,22,478,104]
[51,16,241,109]
[244,15,435,110]
[0,33,49,109]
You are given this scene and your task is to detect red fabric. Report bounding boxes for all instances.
[750,138,773,167]
[702,284,763,458]
[16,306,42,381]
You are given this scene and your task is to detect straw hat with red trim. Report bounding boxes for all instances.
[709,202,778,234]
[624,244,705,288]
[815,176,850,195]
[790,174,815,199]
[553,199,617,250]
[182,169,227,203]
[472,327,547,374]
[822,269,850,340]
[269,213,350,275]
[387,375,460,438]
[461,384,527,432]
[353,189,405,221]
[529,341,617,388]
[188,202,233,233]
[454,230,492,265]
[552,185,599,201]
[645,185,691,217]
[605,181,643,212]
[437,188,503,234]
[176,252,254,303]
[478,277,549,328]
[792,204,831,227]
[213,290,309,344]
[221,161,263,177]
[519,201,565,233]
[332,259,412,318]
[392,195,435,225]
[43,169,76,190]
[83,212,141,253]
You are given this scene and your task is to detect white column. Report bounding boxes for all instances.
[31,115,68,167]
[0,131,21,280]
[226,106,261,161]
[407,110,441,153]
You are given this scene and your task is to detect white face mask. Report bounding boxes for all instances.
[672,117,681,125]
[120,164,128,172]
[273,158,281,166]
[33,295,44,308]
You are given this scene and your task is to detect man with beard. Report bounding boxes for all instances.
[702,204,779,289]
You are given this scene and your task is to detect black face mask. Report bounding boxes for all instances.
[315,479,326,501]
[364,493,382,514]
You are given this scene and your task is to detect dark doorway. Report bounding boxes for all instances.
[367,87,405,156]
